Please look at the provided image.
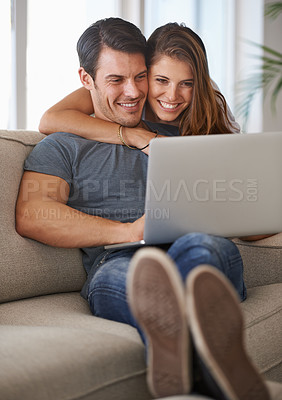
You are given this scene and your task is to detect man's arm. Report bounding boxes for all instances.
[16,171,144,248]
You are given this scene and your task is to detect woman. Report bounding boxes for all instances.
[39,23,240,152]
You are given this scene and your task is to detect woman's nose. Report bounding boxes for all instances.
[166,84,178,101]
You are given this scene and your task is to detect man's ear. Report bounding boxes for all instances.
[79,67,94,90]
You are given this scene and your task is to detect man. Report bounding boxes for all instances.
[16,18,269,399]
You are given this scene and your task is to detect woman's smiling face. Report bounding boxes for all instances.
[148,55,194,123]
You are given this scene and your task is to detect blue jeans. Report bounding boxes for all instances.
[87,233,246,342]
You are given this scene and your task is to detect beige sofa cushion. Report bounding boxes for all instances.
[0,324,150,400]
[157,381,282,399]
[242,284,282,382]
[0,292,142,342]
[266,381,282,399]
[0,292,149,400]
[233,234,282,288]
[0,287,281,400]
[0,130,86,303]
[0,280,281,397]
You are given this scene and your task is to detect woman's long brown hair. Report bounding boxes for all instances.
[146,23,236,135]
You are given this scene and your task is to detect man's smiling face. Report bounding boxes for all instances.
[90,47,148,127]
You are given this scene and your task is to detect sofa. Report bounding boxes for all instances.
[0,129,281,400]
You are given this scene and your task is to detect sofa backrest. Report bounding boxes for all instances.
[0,130,86,304]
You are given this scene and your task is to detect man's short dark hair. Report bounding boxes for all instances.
[77,17,146,80]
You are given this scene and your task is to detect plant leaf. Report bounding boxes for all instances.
[271,76,282,112]
[265,2,282,20]
[237,25,282,127]
[254,43,282,59]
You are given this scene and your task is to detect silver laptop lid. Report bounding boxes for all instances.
[144,132,282,244]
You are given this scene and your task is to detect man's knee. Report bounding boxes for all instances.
[173,232,216,249]
[169,233,241,270]
[176,232,237,254]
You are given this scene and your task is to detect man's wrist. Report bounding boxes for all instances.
[104,220,135,245]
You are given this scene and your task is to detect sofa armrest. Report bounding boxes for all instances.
[232,233,282,288]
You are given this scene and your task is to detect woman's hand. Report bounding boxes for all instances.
[123,126,165,155]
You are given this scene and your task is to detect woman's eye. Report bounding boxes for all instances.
[156,78,168,84]
[182,81,193,88]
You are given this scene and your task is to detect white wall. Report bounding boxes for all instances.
[234,0,264,132]
[263,0,282,132]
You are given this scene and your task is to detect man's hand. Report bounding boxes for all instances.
[128,214,145,242]
[127,214,145,242]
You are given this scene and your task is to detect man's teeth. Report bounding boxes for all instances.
[160,101,178,109]
[120,102,138,107]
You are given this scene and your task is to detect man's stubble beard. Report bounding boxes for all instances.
[92,84,143,128]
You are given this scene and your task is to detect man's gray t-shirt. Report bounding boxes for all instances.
[24,121,178,294]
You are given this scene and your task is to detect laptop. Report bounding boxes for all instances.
[105,132,282,250]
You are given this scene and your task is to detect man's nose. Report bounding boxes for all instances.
[123,80,140,98]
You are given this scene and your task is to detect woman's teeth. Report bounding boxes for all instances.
[159,100,179,109]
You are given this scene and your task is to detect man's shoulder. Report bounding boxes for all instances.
[143,121,179,137]
[35,132,94,155]
[40,132,84,146]
[27,132,89,164]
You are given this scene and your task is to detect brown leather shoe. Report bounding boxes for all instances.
[127,247,192,398]
[186,265,270,400]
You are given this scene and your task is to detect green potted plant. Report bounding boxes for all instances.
[236,1,282,131]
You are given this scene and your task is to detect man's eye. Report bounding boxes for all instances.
[136,74,147,81]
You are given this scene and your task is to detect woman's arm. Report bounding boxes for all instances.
[39,87,95,135]
[39,87,158,153]
[239,234,276,241]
